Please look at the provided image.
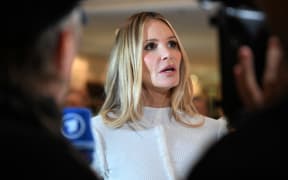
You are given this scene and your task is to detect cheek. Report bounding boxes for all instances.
[174,51,182,68]
[176,51,182,62]
[143,54,158,84]
[143,53,157,73]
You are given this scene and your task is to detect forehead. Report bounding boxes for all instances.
[143,19,175,38]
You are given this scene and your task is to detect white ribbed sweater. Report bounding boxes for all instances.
[91,107,227,180]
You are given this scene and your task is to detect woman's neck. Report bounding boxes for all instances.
[142,88,171,107]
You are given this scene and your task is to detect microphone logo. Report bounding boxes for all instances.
[62,112,86,139]
[61,107,95,164]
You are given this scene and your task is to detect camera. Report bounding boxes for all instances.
[199,0,271,128]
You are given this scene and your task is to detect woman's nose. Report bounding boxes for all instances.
[160,46,171,60]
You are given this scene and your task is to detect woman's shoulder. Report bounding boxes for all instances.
[91,114,102,122]
[202,115,227,127]
[91,114,106,130]
[202,115,228,137]
[183,113,227,128]
[91,114,122,134]
[202,115,219,123]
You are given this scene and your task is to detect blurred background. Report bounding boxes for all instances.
[66,0,223,118]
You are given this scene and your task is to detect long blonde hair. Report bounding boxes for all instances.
[100,11,203,128]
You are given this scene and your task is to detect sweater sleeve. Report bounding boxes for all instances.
[90,117,109,179]
[216,117,228,139]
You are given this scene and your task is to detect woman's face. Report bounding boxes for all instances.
[142,19,182,91]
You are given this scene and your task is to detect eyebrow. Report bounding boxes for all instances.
[144,36,177,42]
[168,36,177,40]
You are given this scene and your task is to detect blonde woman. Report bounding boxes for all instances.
[91,12,227,180]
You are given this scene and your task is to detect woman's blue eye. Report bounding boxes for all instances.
[168,40,179,49]
[144,42,157,51]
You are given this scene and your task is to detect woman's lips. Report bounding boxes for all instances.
[160,65,176,73]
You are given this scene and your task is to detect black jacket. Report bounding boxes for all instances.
[188,97,288,178]
[0,88,100,179]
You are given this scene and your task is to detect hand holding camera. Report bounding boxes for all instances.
[234,36,285,111]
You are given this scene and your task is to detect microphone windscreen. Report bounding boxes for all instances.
[61,107,95,164]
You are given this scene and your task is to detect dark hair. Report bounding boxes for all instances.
[1,1,82,42]
[0,1,82,90]
[1,24,62,84]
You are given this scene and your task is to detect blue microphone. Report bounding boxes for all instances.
[61,107,95,164]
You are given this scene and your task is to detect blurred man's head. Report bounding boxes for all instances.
[1,1,83,106]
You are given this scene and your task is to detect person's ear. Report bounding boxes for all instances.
[54,29,77,79]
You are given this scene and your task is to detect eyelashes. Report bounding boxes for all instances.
[144,40,179,51]
[168,40,178,49]
[144,42,157,51]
